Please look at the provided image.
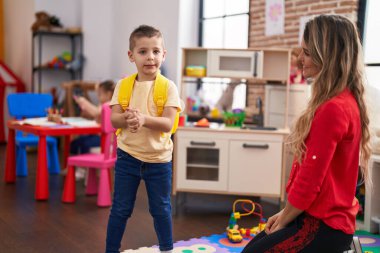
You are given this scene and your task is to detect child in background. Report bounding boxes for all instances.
[70,80,115,179]
[105,25,181,253]
[289,47,306,84]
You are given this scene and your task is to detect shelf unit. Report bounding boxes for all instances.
[180,47,291,127]
[32,30,83,93]
[356,154,380,233]
[173,47,291,207]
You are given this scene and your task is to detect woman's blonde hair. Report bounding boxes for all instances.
[287,14,372,185]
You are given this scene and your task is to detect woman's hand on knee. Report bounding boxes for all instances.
[265,210,283,234]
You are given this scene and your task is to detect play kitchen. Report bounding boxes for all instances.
[173,47,292,207]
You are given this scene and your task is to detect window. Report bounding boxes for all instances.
[201,0,249,48]
[198,0,250,111]
[360,0,380,126]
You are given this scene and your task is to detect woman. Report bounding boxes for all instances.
[242,14,371,253]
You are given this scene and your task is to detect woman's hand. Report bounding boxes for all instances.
[265,210,283,234]
[266,202,303,234]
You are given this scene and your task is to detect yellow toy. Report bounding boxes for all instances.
[226,199,266,243]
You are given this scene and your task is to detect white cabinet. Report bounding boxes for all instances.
[228,139,282,195]
[174,128,288,200]
[357,154,380,233]
[176,136,229,192]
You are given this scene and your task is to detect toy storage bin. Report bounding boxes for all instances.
[223,112,246,127]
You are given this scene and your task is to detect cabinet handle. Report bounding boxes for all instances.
[242,143,269,149]
[190,141,216,146]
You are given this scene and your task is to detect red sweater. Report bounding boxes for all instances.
[286,89,361,234]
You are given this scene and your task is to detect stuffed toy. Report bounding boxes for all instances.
[31,11,63,32]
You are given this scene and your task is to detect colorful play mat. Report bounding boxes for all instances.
[121,230,380,253]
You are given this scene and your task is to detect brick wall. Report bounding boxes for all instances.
[246,0,359,116]
[249,0,358,48]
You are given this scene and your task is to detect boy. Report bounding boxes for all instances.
[105,25,181,253]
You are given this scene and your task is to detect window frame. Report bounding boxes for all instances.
[198,0,251,48]
[358,0,380,67]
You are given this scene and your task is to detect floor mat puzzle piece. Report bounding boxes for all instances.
[121,238,229,253]
[201,233,250,252]
[355,230,380,253]
[122,231,380,253]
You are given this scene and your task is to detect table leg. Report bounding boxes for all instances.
[4,128,16,183]
[64,135,71,168]
[35,135,49,200]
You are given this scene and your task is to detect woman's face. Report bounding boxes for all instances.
[298,40,321,78]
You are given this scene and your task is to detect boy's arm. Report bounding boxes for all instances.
[139,106,177,132]
[111,104,135,129]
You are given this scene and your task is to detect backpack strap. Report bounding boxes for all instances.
[153,72,169,116]
[153,73,179,134]
[118,73,138,111]
[116,72,178,135]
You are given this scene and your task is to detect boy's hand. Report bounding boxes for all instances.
[126,110,145,133]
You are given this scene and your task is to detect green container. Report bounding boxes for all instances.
[223,112,246,127]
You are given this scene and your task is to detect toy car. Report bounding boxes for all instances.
[227,229,243,243]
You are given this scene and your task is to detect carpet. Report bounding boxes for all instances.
[121,230,380,253]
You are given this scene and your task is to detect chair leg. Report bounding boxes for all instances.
[48,142,60,175]
[16,146,28,177]
[97,169,112,207]
[62,165,76,203]
[86,168,98,195]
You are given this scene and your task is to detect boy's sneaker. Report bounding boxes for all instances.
[75,167,86,181]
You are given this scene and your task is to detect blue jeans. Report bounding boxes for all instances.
[105,148,173,252]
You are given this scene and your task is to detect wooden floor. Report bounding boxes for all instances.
[0,143,279,253]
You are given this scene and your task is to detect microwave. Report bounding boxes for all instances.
[207,50,263,78]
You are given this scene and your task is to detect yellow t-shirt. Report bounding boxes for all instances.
[110,78,181,163]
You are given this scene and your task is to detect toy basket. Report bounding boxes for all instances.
[223,112,246,127]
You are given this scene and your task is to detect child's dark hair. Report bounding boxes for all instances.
[129,25,163,50]
[99,80,115,93]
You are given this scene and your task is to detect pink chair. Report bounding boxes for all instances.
[62,103,116,207]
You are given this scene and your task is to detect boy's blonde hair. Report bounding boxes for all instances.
[129,25,164,51]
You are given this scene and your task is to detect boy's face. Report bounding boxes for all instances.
[128,36,166,81]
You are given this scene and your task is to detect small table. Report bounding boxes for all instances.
[4,120,101,200]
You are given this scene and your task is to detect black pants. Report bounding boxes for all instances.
[241,213,353,253]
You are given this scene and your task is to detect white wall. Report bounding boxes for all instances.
[4,0,199,93]
[83,0,199,88]
[4,0,34,88]
[35,0,82,28]
[82,0,113,81]
[177,0,200,91]
[109,0,181,83]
